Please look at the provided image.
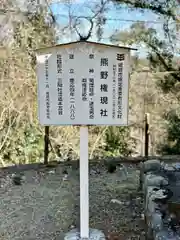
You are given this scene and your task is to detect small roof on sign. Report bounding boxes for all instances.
[36,40,137,52]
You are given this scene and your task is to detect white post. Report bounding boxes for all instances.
[80,126,89,239]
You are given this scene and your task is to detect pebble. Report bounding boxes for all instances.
[110,199,124,205]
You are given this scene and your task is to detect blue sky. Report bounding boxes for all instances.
[50,0,163,55]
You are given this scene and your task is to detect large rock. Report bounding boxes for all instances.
[143,173,168,194]
[155,230,180,240]
[151,213,163,233]
[146,213,164,240]
[145,187,161,212]
[145,187,166,239]
[143,161,180,239]
[143,160,161,173]
[145,188,166,221]
[139,160,162,190]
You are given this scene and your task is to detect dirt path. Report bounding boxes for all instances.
[0,163,145,239]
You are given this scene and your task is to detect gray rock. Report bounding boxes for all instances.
[144,174,168,193]
[143,162,180,240]
[147,214,163,240]
[146,189,161,217]
[145,186,158,210]
[64,228,106,240]
[151,213,163,233]
[143,160,161,173]
[164,164,175,171]
[145,188,167,240]
[155,230,180,240]
[146,188,167,213]
[173,163,180,171]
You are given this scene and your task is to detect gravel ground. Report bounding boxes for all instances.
[0,163,145,240]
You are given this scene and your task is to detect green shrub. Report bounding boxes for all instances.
[103,126,135,157]
[157,111,180,155]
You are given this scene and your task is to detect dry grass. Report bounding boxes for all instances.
[0,163,145,240]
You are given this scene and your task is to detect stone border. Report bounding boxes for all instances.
[140,160,180,240]
[1,155,180,174]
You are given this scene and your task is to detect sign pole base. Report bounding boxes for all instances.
[64,228,106,240]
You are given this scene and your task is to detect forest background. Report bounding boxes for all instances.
[0,0,179,166]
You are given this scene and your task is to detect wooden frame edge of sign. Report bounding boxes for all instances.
[35,40,137,52]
